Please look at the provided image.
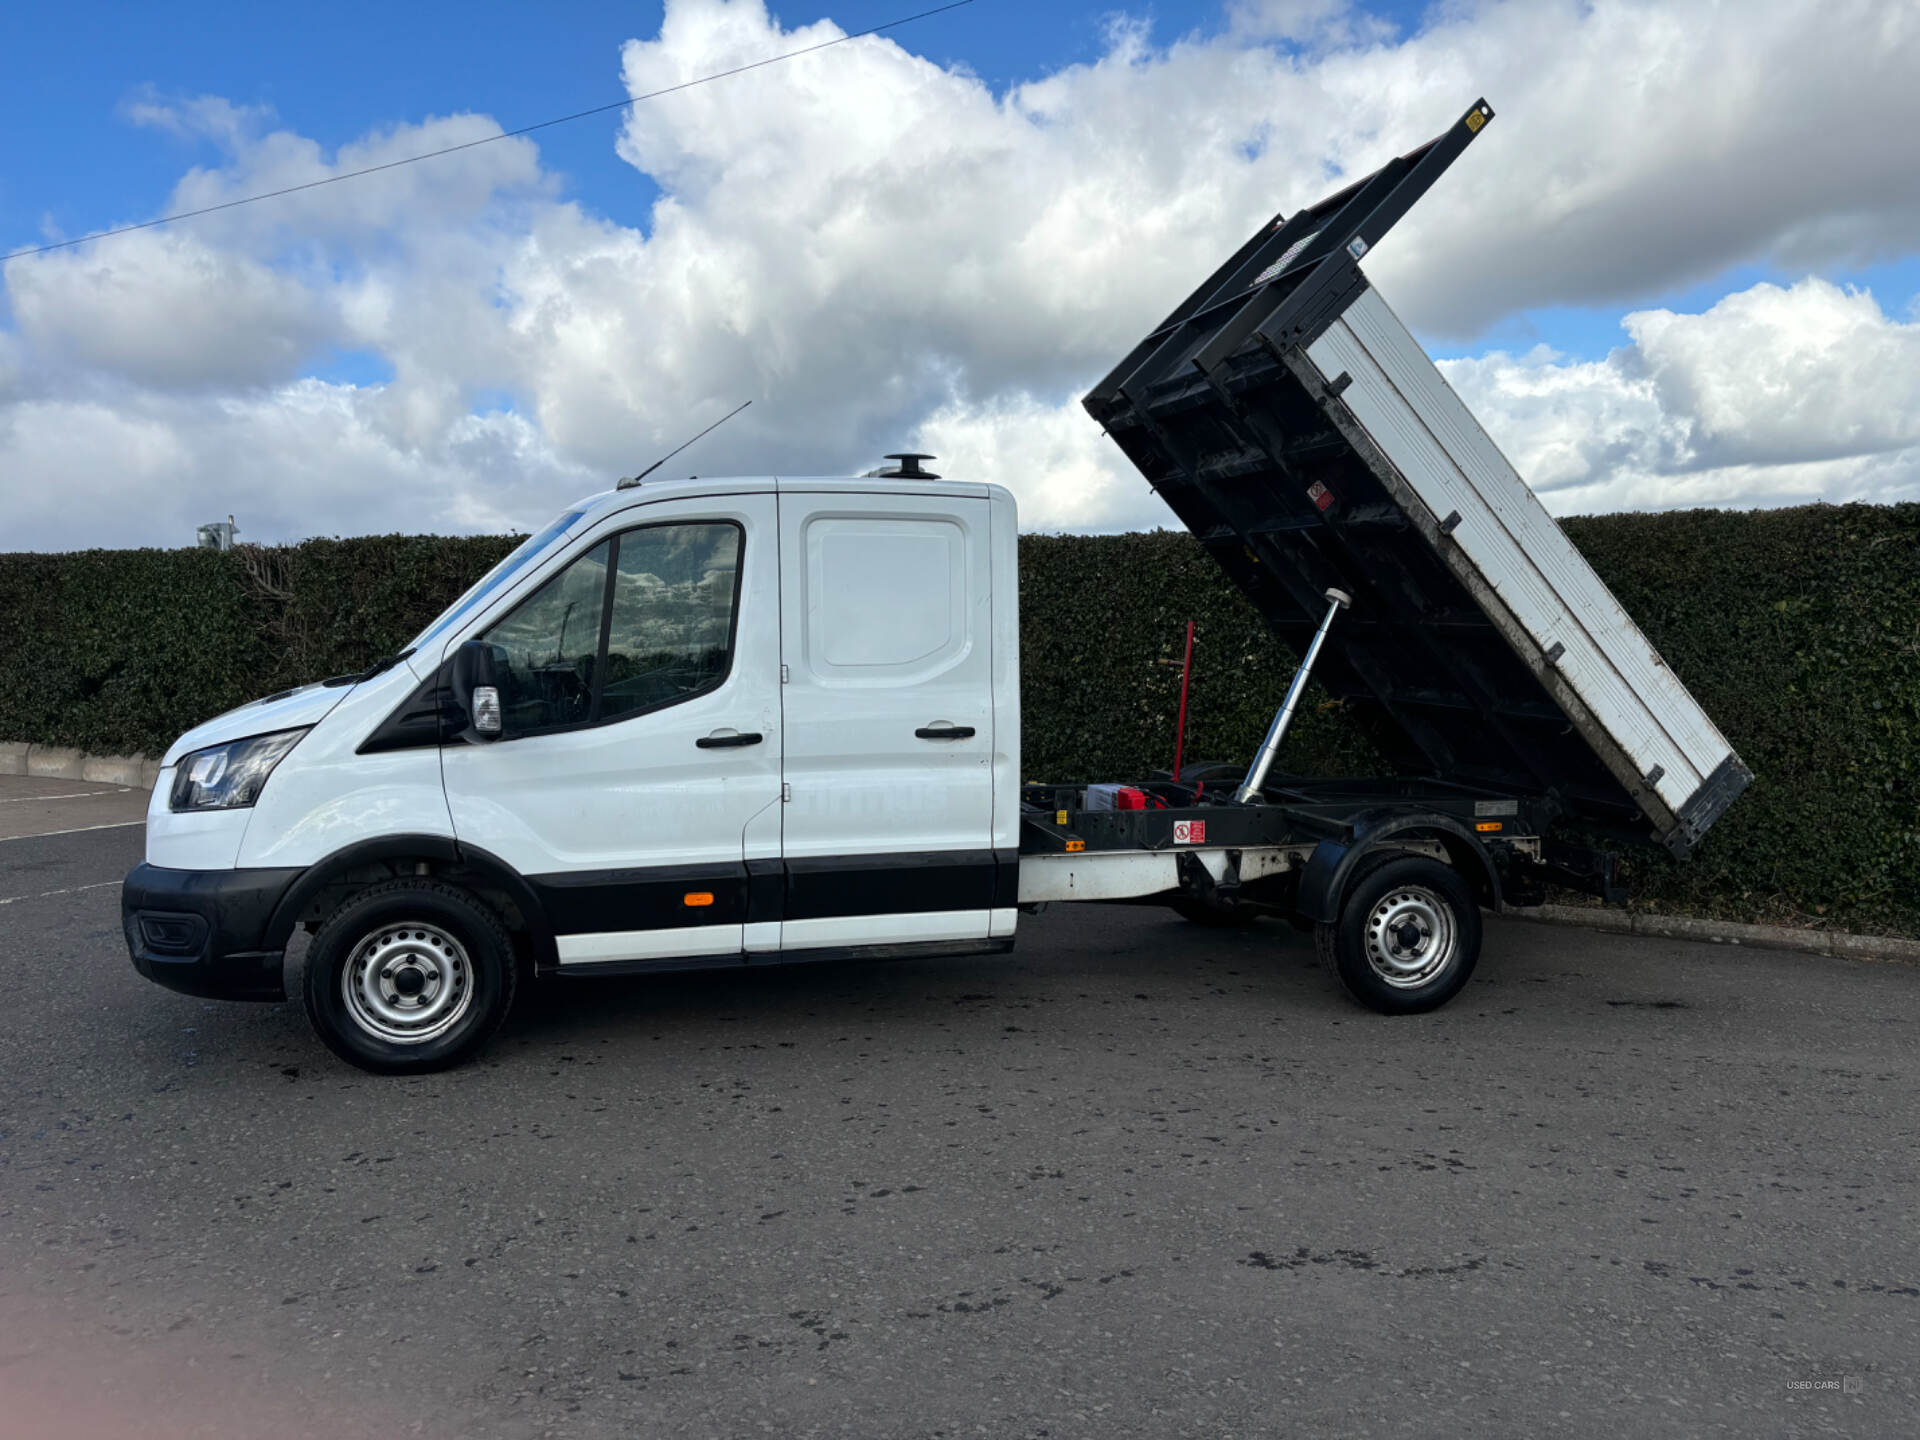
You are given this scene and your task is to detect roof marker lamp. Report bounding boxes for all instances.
[170,729,308,811]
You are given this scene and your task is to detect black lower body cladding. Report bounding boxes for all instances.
[525,850,1019,940]
[122,862,304,1001]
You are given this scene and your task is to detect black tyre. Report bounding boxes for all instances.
[1317,856,1481,1014]
[303,878,518,1075]
[1169,895,1262,928]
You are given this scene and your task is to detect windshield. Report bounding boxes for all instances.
[406,509,589,656]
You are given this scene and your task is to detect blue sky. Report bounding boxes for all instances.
[1,0,1184,245]
[3,0,1918,547]
[8,0,1913,366]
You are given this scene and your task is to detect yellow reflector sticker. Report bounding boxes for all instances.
[1465,109,1486,132]
[683,891,715,907]
[1474,821,1503,833]
[1056,810,1070,825]
[1065,839,1086,853]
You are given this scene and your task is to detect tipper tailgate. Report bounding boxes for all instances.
[1084,99,1750,855]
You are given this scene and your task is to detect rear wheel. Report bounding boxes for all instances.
[1318,856,1480,1014]
[303,878,518,1074]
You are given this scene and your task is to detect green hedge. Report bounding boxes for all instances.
[0,537,518,763]
[1018,507,1920,935]
[3,503,1915,934]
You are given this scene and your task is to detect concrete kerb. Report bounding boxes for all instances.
[1507,902,1920,965]
[81,754,160,788]
[25,746,87,780]
[0,743,161,790]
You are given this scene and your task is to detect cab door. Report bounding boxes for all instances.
[772,487,998,953]
[441,494,781,966]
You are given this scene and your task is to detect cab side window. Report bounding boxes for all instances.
[475,522,742,736]
[480,540,610,734]
[804,516,966,682]
[601,523,742,721]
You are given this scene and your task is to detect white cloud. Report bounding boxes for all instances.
[1629,279,1920,467]
[1440,277,1920,513]
[910,390,1170,533]
[0,380,595,550]
[1226,0,1383,44]
[1343,0,1920,334]
[2,0,1920,550]
[160,108,549,249]
[120,93,272,150]
[10,231,331,390]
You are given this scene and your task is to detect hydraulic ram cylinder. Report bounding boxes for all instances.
[1236,587,1351,803]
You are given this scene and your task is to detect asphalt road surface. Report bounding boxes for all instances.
[0,773,1912,1439]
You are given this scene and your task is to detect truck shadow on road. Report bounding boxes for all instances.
[112,909,1363,1084]
[495,909,1339,1054]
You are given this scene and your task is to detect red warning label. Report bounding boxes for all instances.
[1173,820,1207,844]
[1307,481,1335,512]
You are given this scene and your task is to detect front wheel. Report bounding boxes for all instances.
[1317,856,1481,1014]
[303,878,518,1074]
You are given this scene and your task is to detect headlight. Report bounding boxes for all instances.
[170,729,309,812]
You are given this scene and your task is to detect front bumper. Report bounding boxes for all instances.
[122,863,304,1002]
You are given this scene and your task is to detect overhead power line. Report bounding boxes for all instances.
[5,0,975,261]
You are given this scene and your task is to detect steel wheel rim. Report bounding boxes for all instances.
[1363,885,1456,988]
[341,922,474,1044]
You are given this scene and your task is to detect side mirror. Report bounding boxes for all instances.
[450,640,508,744]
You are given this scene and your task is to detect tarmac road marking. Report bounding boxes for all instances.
[0,789,132,804]
[0,821,145,843]
[0,880,120,907]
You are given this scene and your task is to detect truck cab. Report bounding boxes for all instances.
[124,468,1023,1072]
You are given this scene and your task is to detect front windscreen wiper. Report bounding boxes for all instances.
[323,648,417,688]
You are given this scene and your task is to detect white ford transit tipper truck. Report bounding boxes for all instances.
[121,100,1749,1074]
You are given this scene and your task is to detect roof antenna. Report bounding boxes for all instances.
[618,400,752,489]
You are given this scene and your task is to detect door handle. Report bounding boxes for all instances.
[696,730,764,749]
[915,724,976,740]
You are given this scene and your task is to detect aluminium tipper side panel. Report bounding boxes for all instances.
[1303,287,1748,847]
[1092,335,1675,843]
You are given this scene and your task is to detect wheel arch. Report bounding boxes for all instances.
[1295,810,1501,924]
[264,835,559,970]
